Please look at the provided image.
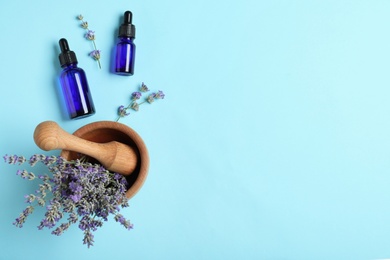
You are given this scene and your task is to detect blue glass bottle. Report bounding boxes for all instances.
[58,38,95,119]
[115,11,136,75]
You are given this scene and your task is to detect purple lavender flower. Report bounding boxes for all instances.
[90,219,103,231]
[68,213,78,224]
[16,170,28,179]
[131,91,142,100]
[113,173,122,180]
[118,105,130,118]
[13,217,24,228]
[24,205,34,215]
[38,175,48,180]
[78,215,91,231]
[83,229,94,248]
[69,194,82,203]
[52,223,70,236]
[4,154,131,247]
[58,157,66,165]
[147,93,156,104]
[114,214,133,230]
[155,90,165,99]
[140,82,149,92]
[78,15,101,69]
[3,154,26,165]
[114,214,124,222]
[43,155,57,165]
[96,210,109,221]
[115,83,165,122]
[76,200,92,216]
[3,154,9,162]
[90,50,101,61]
[85,30,95,40]
[17,171,35,180]
[146,90,165,103]
[24,194,36,204]
[14,206,34,228]
[62,200,76,213]
[69,181,83,193]
[38,219,55,230]
[120,176,128,186]
[29,155,39,166]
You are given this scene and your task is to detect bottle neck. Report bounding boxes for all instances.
[119,37,134,42]
[61,63,78,69]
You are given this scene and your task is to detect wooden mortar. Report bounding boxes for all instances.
[60,121,149,199]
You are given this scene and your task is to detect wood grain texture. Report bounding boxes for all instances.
[34,121,137,176]
[59,121,150,199]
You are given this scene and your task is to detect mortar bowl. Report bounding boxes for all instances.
[60,121,149,199]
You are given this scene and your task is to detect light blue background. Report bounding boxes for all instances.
[1,0,390,259]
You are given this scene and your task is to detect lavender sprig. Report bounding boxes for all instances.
[77,14,101,69]
[116,82,165,121]
[3,154,131,248]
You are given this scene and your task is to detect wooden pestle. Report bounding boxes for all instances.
[33,121,137,176]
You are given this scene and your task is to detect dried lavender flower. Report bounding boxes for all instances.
[116,82,165,122]
[3,154,131,248]
[132,91,142,100]
[3,154,26,165]
[77,14,101,69]
[131,102,139,111]
[16,169,35,180]
[155,90,165,99]
[118,105,130,118]
[114,213,133,230]
[13,205,34,228]
[90,50,101,61]
[83,229,94,248]
[37,197,45,207]
[140,82,149,92]
[24,194,36,204]
[81,21,88,29]
[147,94,156,104]
[85,30,95,40]
[51,222,71,236]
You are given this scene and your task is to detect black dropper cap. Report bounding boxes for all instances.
[118,11,136,38]
[58,38,78,67]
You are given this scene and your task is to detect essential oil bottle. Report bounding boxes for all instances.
[58,38,95,119]
[115,11,136,75]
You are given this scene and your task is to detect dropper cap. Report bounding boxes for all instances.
[118,11,136,38]
[58,38,78,67]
